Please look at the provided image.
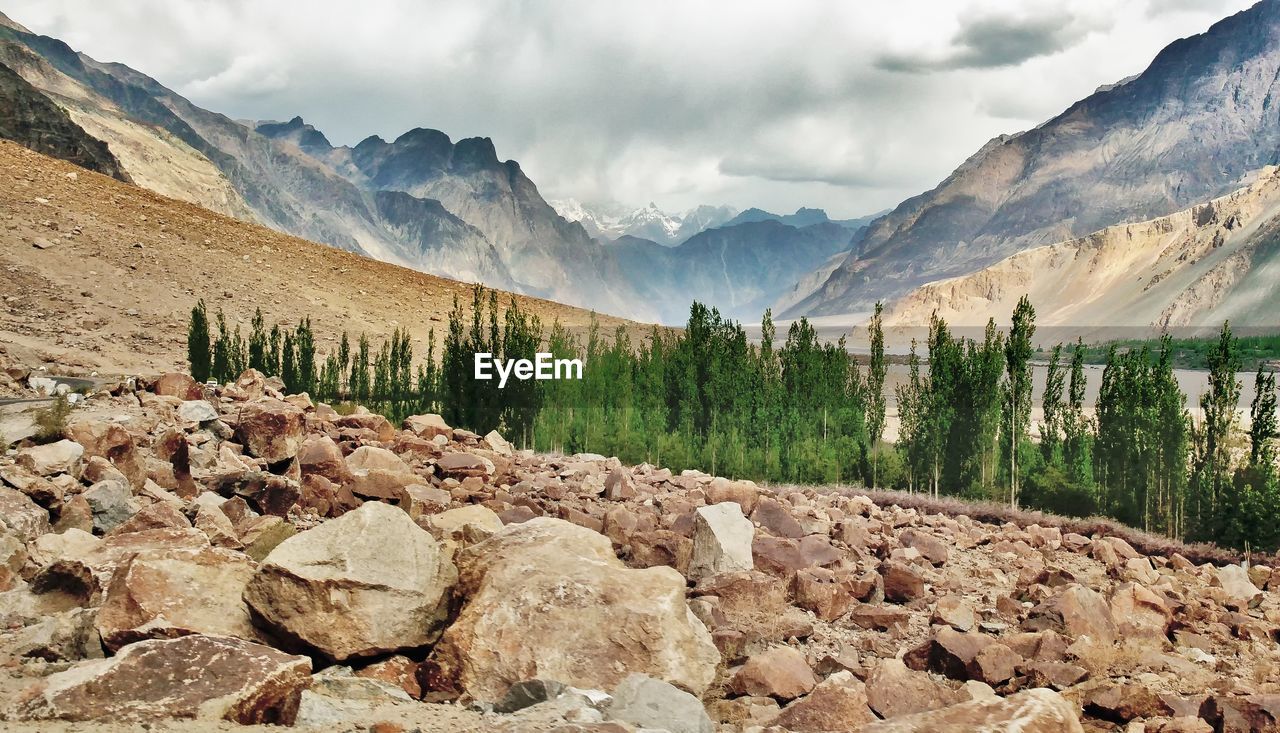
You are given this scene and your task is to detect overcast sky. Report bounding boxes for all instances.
[6,0,1257,218]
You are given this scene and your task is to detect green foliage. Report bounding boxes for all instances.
[1003,295,1036,508]
[186,300,211,382]
[35,394,72,443]
[1038,332,1280,371]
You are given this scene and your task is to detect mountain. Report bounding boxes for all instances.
[550,199,739,246]
[606,220,853,323]
[0,139,647,376]
[882,166,1280,337]
[724,207,879,232]
[789,0,1280,320]
[0,60,125,180]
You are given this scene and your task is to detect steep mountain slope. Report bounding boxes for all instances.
[0,141,649,376]
[793,0,1280,318]
[0,60,124,180]
[550,198,739,245]
[608,220,853,323]
[882,167,1280,336]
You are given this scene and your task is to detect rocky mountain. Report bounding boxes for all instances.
[724,207,878,233]
[790,0,1280,320]
[607,219,854,323]
[882,166,1280,338]
[0,61,125,181]
[0,141,646,378]
[551,198,740,246]
[1,357,1277,730]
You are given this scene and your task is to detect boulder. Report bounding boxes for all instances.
[6,607,103,662]
[16,439,84,477]
[1026,584,1116,645]
[107,501,191,536]
[82,479,140,534]
[32,527,210,604]
[295,666,412,728]
[853,688,1083,732]
[66,420,145,488]
[1212,564,1263,610]
[436,452,494,480]
[177,400,219,423]
[345,445,420,500]
[865,658,963,719]
[771,670,876,731]
[606,674,714,733]
[233,399,306,463]
[0,486,51,542]
[10,634,311,725]
[404,413,453,440]
[881,560,926,603]
[728,646,818,701]
[433,517,719,703]
[335,413,396,442]
[899,529,949,565]
[484,430,514,456]
[1109,583,1171,640]
[933,595,977,632]
[751,497,805,539]
[297,435,353,485]
[95,546,261,651]
[244,501,456,661]
[688,502,754,580]
[153,372,203,400]
[706,477,760,515]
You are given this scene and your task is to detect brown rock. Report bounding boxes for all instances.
[899,529,948,565]
[16,440,84,478]
[153,372,203,400]
[933,595,977,631]
[706,477,759,515]
[771,670,877,731]
[66,420,145,488]
[403,413,453,440]
[791,567,857,622]
[604,467,638,501]
[751,497,805,539]
[356,656,423,699]
[107,501,191,536]
[94,546,260,651]
[233,399,306,463]
[729,646,818,701]
[1026,584,1116,645]
[11,634,311,724]
[851,688,1084,732]
[437,452,494,480]
[881,560,926,603]
[0,486,51,542]
[335,413,396,442]
[32,527,211,604]
[865,658,964,719]
[297,435,353,485]
[1110,582,1172,640]
[1082,681,1174,723]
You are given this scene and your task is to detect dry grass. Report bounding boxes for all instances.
[798,484,1280,568]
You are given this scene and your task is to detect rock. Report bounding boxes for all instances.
[0,486,51,542]
[295,666,412,728]
[94,546,260,651]
[865,658,963,719]
[606,674,714,733]
[971,643,1022,686]
[32,527,210,604]
[772,670,877,731]
[484,429,514,456]
[0,530,24,591]
[11,635,311,724]
[437,451,493,480]
[729,646,818,701]
[153,372,203,399]
[706,477,759,515]
[881,559,926,603]
[604,467,638,501]
[899,529,949,565]
[355,656,423,700]
[233,399,306,463]
[791,567,868,621]
[66,420,145,488]
[404,413,453,440]
[297,434,353,485]
[751,497,805,539]
[434,517,719,703]
[1027,584,1116,645]
[494,679,569,714]
[345,445,420,500]
[82,480,140,534]
[335,413,396,442]
[421,505,503,544]
[933,595,977,631]
[1110,582,1172,639]
[688,502,754,580]
[244,501,455,661]
[107,501,191,536]
[177,399,218,423]
[1212,564,1263,610]
[239,515,295,562]
[16,439,84,477]
[1081,681,1174,723]
[851,688,1084,732]
[7,607,103,661]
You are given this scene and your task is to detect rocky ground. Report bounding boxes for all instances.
[1,368,1279,733]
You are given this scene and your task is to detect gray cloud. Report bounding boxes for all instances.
[2,0,1257,219]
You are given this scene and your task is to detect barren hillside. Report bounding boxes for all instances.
[0,141,654,377]
[883,166,1280,337]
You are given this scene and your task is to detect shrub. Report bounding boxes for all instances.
[34,394,72,443]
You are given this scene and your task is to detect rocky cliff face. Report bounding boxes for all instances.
[1,367,1277,731]
[882,166,1280,336]
[0,61,124,181]
[792,0,1280,319]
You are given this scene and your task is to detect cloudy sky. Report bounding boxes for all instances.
[6,0,1257,217]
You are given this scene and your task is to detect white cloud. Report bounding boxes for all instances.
[3,0,1259,218]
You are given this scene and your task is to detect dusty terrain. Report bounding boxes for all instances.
[1,369,1277,732]
[0,141,656,378]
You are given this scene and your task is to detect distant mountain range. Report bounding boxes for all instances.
[786,0,1280,329]
[0,10,872,325]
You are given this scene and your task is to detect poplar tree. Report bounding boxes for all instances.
[864,302,887,487]
[1003,296,1036,508]
[1190,321,1241,542]
[1041,344,1065,465]
[295,318,316,395]
[281,331,298,394]
[212,309,231,384]
[187,300,211,382]
[248,308,267,373]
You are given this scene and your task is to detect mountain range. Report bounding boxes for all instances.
[0,10,865,326]
[784,0,1280,333]
[550,199,740,246]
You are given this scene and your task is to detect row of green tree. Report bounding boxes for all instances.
[186,288,1280,551]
